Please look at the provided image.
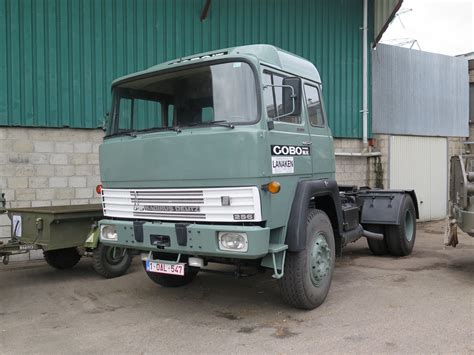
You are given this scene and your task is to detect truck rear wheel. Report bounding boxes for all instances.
[43,247,81,269]
[364,224,389,255]
[385,196,416,256]
[278,209,335,310]
[142,254,198,287]
[92,243,132,278]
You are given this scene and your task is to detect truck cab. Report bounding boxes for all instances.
[99,45,418,309]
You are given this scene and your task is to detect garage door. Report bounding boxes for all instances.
[389,136,447,221]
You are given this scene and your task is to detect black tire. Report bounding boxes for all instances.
[43,247,81,269]
[278,209,336,310]
[385,196,416,256]
[364,224,389,256]
[92,243,133,278]
[142,254,198,287]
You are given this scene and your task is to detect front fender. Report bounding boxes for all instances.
[285,179,343,252]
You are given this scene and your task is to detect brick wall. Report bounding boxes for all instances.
[370,134,390,189]
[0,127,103,242]
[334,136,389,188]
[448,137,466,157]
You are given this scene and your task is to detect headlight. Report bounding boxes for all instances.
[101,225,118,241]
[218,232,248,252]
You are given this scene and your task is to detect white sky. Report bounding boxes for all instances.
[381,0,474,56]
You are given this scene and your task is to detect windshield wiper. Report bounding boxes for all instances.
[105,126,181,138]
[136,126,182,134]
[105,131,137,138]
[187,120,235,129]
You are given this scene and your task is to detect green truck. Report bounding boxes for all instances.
[98,44,418,309]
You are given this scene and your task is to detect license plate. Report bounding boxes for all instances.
[146,260,185,276]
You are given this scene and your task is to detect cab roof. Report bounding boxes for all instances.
[112,44,321,86]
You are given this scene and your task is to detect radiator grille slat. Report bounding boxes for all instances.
[102,187,262,222]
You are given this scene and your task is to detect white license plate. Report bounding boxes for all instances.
[146,260,185,276]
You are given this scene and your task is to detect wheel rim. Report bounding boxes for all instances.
[405,209,414,242]
[309,233,332,287]
[105,246,127,265]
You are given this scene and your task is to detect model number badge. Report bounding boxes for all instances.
[233,213,255,221]
[271,145,310,156]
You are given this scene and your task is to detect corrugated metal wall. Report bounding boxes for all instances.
[0,0,370,138]
[373,44,469,137]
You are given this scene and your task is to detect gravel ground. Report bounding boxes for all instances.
[0,220,473,354]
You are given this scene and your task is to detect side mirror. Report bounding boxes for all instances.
[282,77,301,116]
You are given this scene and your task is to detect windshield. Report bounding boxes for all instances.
[107,61,258,136]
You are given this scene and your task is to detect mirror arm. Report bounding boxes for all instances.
[263,84,298,129]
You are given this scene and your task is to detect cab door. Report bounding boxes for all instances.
[262,70,312,178]
[302,82,335,179]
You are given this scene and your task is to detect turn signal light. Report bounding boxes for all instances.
[96,184,103,195]
[262,181,281,194]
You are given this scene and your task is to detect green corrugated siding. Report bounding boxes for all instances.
[0,0,371,138]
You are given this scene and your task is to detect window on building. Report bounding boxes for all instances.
[304,84,324,127]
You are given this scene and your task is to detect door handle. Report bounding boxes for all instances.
[302,141,312,145]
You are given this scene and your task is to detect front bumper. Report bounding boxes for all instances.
[99,219,270,259]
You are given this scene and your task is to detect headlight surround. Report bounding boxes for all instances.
[100,225,118,241]
[218,232,248,252]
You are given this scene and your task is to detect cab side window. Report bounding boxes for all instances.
[304,84,325,127]
[263,71,301,124]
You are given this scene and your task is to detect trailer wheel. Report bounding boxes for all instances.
[43,247,81,269]
[278,209,335,310]
[385,196,416,256]
[92,243,132,278]
[364,224,389,255]
[142,254,198,287]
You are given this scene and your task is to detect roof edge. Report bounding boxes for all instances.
[373,0,404,47]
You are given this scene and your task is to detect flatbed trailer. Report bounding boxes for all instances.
[1,203,132,278]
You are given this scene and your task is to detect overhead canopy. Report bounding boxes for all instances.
[374,0,404,45]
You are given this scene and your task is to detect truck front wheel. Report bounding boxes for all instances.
[43,247,82,269]
[278,209,335,310]
[92,243,133,278]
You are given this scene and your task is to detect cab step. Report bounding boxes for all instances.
[268,243,288,279]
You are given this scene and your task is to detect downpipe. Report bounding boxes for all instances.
[362,0,369,147]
